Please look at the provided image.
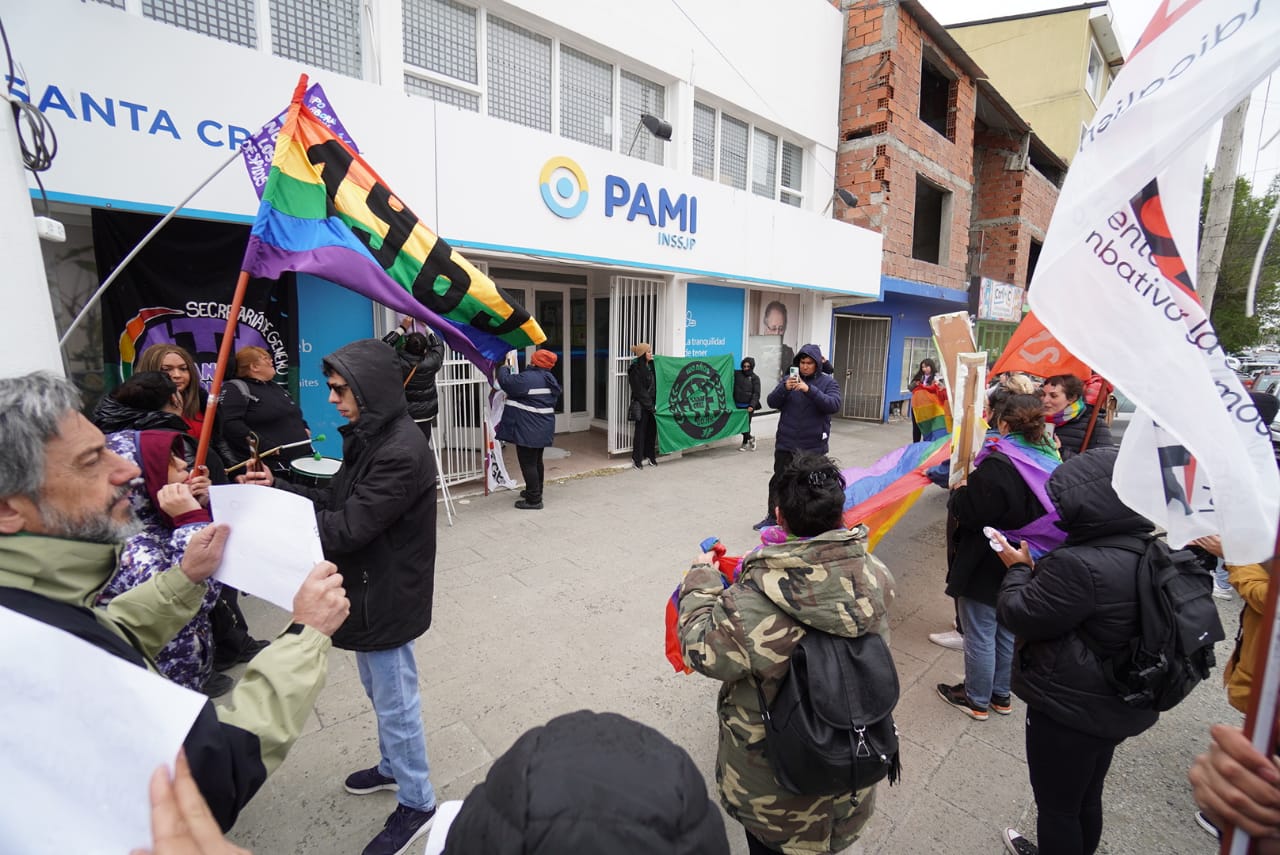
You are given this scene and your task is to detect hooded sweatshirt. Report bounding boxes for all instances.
[766,344,843,453]
[678,527,895,854]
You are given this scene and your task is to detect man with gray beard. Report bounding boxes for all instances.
[0,372,350,831]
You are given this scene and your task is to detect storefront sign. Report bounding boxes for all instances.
[977,277,1025,323]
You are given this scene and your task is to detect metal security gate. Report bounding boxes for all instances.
[434,345,490,487]
[832,314,890,421]
[607,275,664,454]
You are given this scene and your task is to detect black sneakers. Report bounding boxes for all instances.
[361,803,436,855]
[937,682,989,721]
[1002,828,1038,855]
[514,499,543,510]
[344,766,399,795]
[990,693,1013,715]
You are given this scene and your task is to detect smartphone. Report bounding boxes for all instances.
[789,366,800,379]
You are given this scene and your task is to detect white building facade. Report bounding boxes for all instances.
[7,0,880,472]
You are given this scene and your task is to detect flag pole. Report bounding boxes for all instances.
[1220,520,1280,855]
[193,269,251,473]
[57,145,244,348]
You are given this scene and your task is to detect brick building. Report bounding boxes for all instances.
[829,0,1067,421]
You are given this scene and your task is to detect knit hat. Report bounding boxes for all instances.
[530,349,557,369]
[630,343,652,357]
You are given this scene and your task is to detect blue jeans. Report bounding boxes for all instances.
[958,596,1014,708]
[1213,559,1229,589]
[356,642,436,812]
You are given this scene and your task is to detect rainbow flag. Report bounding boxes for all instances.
[841,435,950,550]
[911,385,951,442]
[242,75,545,376]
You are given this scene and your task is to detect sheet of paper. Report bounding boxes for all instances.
[208,484,324,612]
[0,604,207,854]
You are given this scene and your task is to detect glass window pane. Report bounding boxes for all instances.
[781,141,803,191]
[403,0,477,84]
[719,114,748,190]
[487,16,552,132]
[620,70,666,165]
[94,0,127,8]
[270,0,362,78]
[692,102,716,180]
[143,0,257,48]
[405,74,480,111]
[560,46,613,150]
[752,128,778,198]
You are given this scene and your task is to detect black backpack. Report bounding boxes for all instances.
[1082,535,1225,712]
[756,628,901,796]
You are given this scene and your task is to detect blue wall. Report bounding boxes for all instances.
[685,282,744,358]
[295,273,374,460]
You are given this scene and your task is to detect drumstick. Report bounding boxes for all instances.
[226,435,325,473]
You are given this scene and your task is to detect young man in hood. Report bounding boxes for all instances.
[734,357,762,452]
[242,338,441,855]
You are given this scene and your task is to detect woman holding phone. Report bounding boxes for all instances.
[937,393,1062,721]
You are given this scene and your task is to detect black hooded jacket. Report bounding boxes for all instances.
[997,447,1160,740]
[443,710,729,855]
[733,358,761,409]
[281,339,437,651]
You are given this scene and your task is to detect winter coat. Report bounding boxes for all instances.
[91,395,232,485]
[679,527,895,854]
[945,451,1043,607]
[1053,406,1114,460]
[997,446,1160,741]
[98,430,219,690]
[281,339,437,652]
[220,378,311,472]
[734,367,762,410]
[628,357,656,413]
[1224,562,1269,714]
[443,710,730,854]
[495,365,561,448]
[384,330,445,422]
[0,533,332,831]
[766,344,842,453]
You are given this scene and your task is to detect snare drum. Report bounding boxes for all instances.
[289,456,343,487]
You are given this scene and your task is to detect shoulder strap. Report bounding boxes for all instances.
[227,379,256,403]
[0,586,148,667]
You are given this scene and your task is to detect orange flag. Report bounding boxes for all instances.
[990,311,1090,380]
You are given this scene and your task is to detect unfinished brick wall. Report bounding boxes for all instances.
[835,0,976,290]
[970,125,1060,286]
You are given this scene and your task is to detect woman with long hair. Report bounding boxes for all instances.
[137,343,205,434]
[909,358,947,442]
[937,393,1062,721]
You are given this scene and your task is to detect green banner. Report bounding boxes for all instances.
[654,354,750,453]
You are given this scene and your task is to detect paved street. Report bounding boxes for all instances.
[227,418,1236,854]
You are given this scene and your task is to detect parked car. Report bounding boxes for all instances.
[1254,371,1280,399]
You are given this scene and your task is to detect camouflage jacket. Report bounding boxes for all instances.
[678,527,895,854]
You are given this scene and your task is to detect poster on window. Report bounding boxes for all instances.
[747,291,801,382]
[95,210,298,393]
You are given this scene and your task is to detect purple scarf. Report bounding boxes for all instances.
[974,434,1065,559]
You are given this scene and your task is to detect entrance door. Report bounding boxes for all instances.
[529,286,589,432]
[833,314,890,421]
[608,275,664,454]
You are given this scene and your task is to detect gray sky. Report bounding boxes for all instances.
[921,0,1280,192]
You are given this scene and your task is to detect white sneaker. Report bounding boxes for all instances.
[749,437,757,451]
[928,629,965,651]
[1003,828,1038,855]
[1212,583,1234,600]
[738,444,748,452]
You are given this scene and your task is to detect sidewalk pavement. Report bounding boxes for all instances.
[226,418,1239,854]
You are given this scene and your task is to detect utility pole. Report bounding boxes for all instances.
[1197,98,1250,312]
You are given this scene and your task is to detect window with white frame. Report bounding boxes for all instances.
[487,16,552,132]
[901,337,940,392]
[719,114,749,190]
[620,71,666,165]
[143,0,256,48]
[692,102,716,180]
[560,46,613,150]
[751,128,778,198]
[780,141,804,207]
[403,0,480,109]
[270,0,362,78]
[1086,40,1106,103]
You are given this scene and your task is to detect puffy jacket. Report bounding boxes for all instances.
[384,330,445,422]
[766,344,842,453]
[281,339,438,652]
[1053,406,1114,460]
[945,451,1043,607]
[220,377,311,472]
[1224,562,1268,714]
[495,366,561,448]
[734,363,762,409]
[679,527,894,854]
[443,710,729,854]
[996,446,1160,741]
[628,357,656,412]
[91,394,233,485]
